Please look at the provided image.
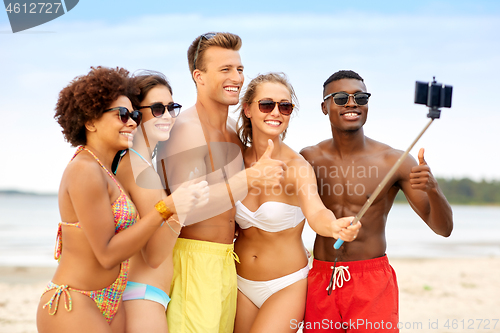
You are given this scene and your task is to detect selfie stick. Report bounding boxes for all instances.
[333,106,442,250]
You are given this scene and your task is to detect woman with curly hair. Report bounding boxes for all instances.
[233,73,361,332]
[36,66,208,333]
[112,71,183,333]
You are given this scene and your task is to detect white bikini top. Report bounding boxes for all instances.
[235,201,305,233]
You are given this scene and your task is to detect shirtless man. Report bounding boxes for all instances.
[157,32,285,333]
[300,70,453,332]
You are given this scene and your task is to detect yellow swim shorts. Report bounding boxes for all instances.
[167,238,239,333]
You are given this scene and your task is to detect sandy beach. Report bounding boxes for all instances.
[1,258,499,333]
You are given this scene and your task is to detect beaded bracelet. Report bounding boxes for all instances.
[166,217,181,236]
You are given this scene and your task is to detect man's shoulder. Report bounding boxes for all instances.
[227,116,238,130]
[157,106,206,158]
[174,106,202,129]
[226,116,242,144]
[300,139,332,161]
[366,137,405,161]
[365,138,419,177]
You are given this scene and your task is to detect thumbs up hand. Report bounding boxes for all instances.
[418,148,427,166]
[247,139,287,189]
[260,139,276,160]
[410,148,437,192]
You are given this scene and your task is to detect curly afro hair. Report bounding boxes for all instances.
[54,66,137,146]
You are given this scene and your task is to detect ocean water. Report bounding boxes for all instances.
[0,195,60,266]
[0,195,499,266]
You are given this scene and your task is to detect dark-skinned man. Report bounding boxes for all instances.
[300,70,453,332]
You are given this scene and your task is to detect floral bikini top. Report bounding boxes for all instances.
[54,146,137,261]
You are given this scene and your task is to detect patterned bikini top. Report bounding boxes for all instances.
[54,146,137,261]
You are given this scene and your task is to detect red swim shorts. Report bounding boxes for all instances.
[303,255,398,332]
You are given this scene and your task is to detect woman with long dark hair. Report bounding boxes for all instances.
[113,71,188,333]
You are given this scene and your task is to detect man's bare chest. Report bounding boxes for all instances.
[310,157,397,206]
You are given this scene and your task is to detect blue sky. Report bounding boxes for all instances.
[3,0,500,22]
[1,0,499,193]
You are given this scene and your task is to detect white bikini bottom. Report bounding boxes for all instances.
[237,265,310,308]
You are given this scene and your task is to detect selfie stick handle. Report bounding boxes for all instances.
[334,118,435,250]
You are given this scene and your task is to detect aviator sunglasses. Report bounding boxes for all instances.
[138,102,182,118]
[253,100,294,116]
[323,92,371,106]
[193,32,217,70]
[103,107,142,126]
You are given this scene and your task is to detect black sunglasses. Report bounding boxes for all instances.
[323,92,371,106]
[138,102,182,118]
[253,100,294,116]
[193,32,217,70]
[103,107,142,126]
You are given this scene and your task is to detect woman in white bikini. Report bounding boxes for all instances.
[113,71,208,333]
[233,73,361,332]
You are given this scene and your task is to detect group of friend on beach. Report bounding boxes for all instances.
[36,32,453,333]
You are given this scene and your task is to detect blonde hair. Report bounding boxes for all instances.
[237,72,298,147]
[187,32,242,75]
